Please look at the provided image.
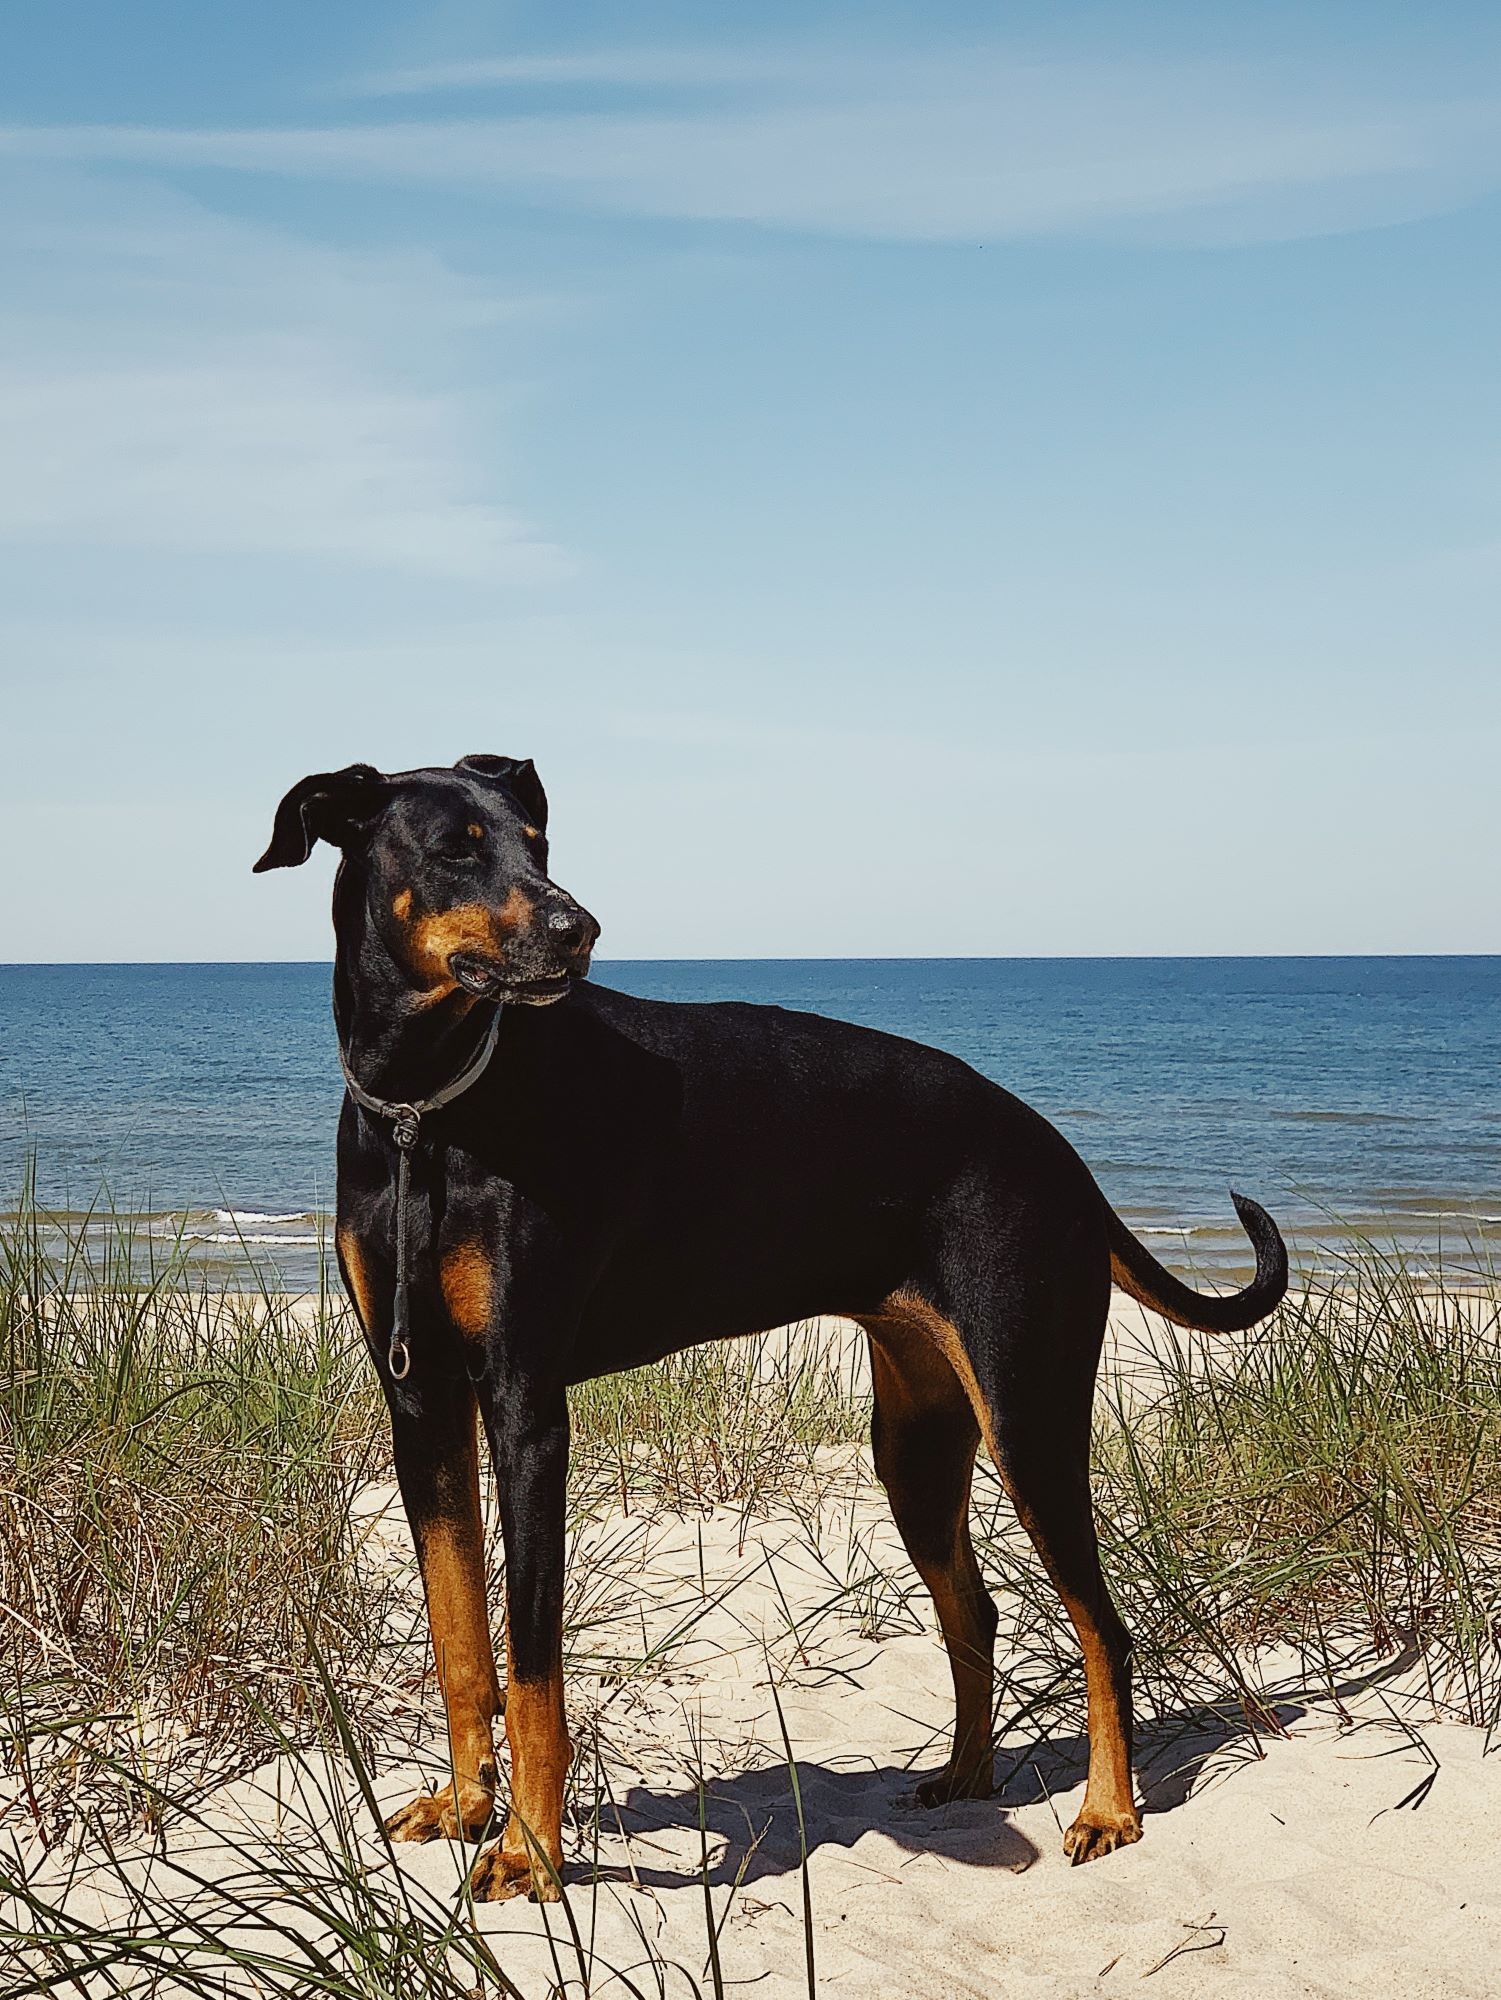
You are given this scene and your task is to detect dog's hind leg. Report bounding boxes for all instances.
[949,1244,1142,1865]
[992,1393,1140,1863]
[383,1381,503,1845]
[862,1316,999,1804]
[883,1214,1141,1864]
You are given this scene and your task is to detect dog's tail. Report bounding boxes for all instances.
[1105,1190,1288,1333]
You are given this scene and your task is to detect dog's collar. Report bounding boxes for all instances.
[338,1008,501,1382]
[339,1007,502,1150]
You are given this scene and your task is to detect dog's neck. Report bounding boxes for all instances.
[331,881,495,1108]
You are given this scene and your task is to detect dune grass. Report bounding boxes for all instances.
[569,1318,867,1519]
[1102,1257,1501,1731]
[0,1176,392,1847]
[3,1178,1501,1991]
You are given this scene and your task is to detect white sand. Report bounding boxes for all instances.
[373,1484,1498,1998]
[12,1303,1501,1997]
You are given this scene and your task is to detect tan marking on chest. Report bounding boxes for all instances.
[392,887,413,922]
[337,1226,375,1330]
[441,1240,494,1338]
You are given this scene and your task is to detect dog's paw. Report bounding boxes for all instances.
[468,1842,563,1903]
[913,1758,994,1808]
[1062,1804,1142,1865]
[383,1781,495,1845]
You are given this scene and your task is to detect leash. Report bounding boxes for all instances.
[338,1009,502,1380]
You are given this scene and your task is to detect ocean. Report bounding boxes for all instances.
[2,958,1498,1290]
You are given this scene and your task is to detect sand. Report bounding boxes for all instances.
[11,1303,1501,1997]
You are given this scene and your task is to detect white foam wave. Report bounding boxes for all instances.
[214,1209,317,1226]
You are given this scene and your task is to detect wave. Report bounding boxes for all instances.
[1394,1210,1501,1227]
[138,1212,328,1246]
[213,1208,319,1227]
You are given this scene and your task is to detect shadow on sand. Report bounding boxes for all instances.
[598,1684,1330,1894]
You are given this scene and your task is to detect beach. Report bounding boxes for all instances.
[6,1289,1500,1997]
[4,957,1500,1990]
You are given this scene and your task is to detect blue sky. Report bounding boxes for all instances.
[3,1,1498,959]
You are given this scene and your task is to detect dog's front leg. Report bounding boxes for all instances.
[381,1378,503,1846]
[469,1383,572,1903]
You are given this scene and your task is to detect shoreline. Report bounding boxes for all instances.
[7,1207,1500,1299]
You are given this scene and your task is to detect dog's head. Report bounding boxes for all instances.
[254,755,599,1005]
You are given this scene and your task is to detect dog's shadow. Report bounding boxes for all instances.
[577,1633,1430,1895]
[608,1757,1039,1889]
[1012,1640,1421,1817]
[995,1693,1307,1822]
[594,1692,1310,1893]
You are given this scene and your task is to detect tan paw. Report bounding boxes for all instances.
[1062,1804,1143,1865]
[383,1781,496,1845]
[469,1842,563,1903]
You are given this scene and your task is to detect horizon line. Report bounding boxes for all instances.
[2,952,1500,970]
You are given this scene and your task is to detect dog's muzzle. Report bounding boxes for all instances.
[449,896,599,1003]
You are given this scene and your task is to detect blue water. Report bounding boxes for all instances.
[2,959,1498,1287]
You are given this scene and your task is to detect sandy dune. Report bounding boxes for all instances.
[379,1491,1497,1999]
[12,1304,1501,1996]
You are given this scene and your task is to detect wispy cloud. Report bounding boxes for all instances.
[0,361,555,578]
[2,48,1497,244]
[0,170,562,580]
[341,49,790,98]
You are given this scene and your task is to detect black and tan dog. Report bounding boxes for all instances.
[256,754,1287,1900]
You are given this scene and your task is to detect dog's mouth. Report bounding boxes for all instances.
[448,954,578,1005]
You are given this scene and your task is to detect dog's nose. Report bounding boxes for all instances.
[545,901,598,960]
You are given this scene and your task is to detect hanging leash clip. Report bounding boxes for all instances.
[387,1106,419,1378]
[338,1013,502,1385]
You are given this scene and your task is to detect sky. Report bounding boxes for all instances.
[2,0,1498,960]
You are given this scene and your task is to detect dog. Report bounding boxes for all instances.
[256,753,1287,1900]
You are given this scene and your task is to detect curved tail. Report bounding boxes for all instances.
[1106,1190,1288,1333]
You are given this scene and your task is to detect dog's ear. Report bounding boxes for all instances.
[253,764,388,872]
[456,753,548,833]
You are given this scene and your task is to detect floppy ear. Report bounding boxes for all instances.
[456,753,548,833]
[253,764,388,872]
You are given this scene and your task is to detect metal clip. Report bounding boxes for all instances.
[392,1107,420,1150]
[388,1335,411,1380]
